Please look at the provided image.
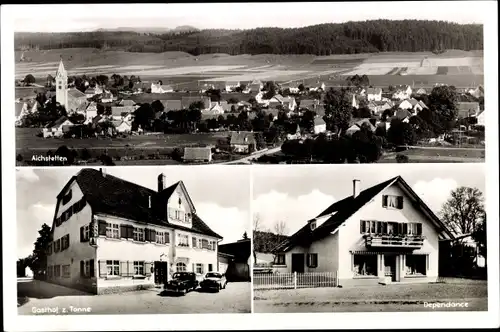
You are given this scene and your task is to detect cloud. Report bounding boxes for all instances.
[413,178,459,213]
[253,189,335,236]
[196,202,249,245]
[16,169,40,183]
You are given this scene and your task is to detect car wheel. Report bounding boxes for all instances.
[223,282,227,289]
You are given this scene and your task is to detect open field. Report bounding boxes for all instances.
[16,49,483,89]
[15,127,226,156]
[381,146,485,163]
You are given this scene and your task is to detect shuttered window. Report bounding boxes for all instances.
[307,253,318,268]
[106,260,120,276]
[134,261,145,276]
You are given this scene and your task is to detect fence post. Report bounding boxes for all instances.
[294,271,297,289]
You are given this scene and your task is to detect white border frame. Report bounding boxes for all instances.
[2,2,499,330]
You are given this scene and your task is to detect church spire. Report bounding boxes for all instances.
[56,57,67,78]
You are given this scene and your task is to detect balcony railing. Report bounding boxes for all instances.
[365,235,424,248]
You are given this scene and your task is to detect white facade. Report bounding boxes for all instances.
[45,172,221,294]
[275,179,448,286]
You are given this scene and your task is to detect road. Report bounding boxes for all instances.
[18,279,251,315]
[398,145,485,151]
[222,146,282,165]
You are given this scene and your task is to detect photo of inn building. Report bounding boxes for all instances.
[45,168,222,294]
[272,176,456,286]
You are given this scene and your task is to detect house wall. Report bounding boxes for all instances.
[308,232,339,273]
[95,214,218,293]
[167,186,193,228]
[47,182,97,293]
[337,182,440,285]
[314,124,327,134]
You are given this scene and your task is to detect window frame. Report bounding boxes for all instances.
[275,254,286,265]
[106,260,120,276]
[106,223,120,239]
[353,254,378,277]
[156,231,165,245]
[133,227,145,242]
[176,262,187,272]
[83,224,90,241]
[177,233,189,247]
[195,263,204,274]
[307,253,318,268]
[85,260,91,277]
[133,261,145,276]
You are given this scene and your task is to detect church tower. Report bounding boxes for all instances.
[55,58,68,108]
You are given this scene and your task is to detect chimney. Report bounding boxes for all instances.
[353,179,360,198]
[100,168,106,178]
[158,173,166,192]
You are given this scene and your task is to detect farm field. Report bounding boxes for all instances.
[15,127,227,154]
[16,48,483,90]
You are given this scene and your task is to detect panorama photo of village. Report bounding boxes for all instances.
[14,10,486,166]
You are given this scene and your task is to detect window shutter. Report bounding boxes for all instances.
[403,223,408,235]
[416,223,423,235]
[145,262,152,277]
[120,261,128,276]
[151,229,156,242]
[66,234,70,249]
[383,222,388,234]
[80,261,84,277]
[120,225,128,239]
[144,228,150,242]
[397,196,404,209]
[165,232,170,244]
[80,226,84,242]
[360,220,366,233]
[192,263,195,273]
[192,237,197,248]
[98,220,107,236]
[382,195,388,207]
[127,225,134,239]
[127,261,134,277]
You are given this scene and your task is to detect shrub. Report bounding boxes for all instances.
[396,154,409,163]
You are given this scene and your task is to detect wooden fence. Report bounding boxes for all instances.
[253,272,338,290]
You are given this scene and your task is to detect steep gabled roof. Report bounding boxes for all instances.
[55,169,222,239]
[276,176,454,252]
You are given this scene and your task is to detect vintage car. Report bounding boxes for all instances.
[164,272,199,294]
[199,272,227,292]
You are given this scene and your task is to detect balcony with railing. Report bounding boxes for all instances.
[364,235,425,249]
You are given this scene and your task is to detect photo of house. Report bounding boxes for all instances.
[252,164,487,313]
[16,167,251,314]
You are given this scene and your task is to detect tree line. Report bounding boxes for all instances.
[15,20,483,55]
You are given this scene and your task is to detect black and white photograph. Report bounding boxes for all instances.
[15,166,251,314]
[252,163,487,313]
[11,3,487,166]
[2,1,499,331]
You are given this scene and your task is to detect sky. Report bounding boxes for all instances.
[9,2,487,32]
[16,166,251,259]
[253,163,486,237]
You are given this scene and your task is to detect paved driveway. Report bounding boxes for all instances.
[254,281,488,313]
[18,279,251,315]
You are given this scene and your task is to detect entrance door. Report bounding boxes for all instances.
[384,255,397,281]
[291,254,305,273]
[154,261,169,285]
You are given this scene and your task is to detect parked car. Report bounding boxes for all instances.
[199,272,227,292]
[164,272,198,294]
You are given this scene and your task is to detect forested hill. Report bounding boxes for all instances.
[15,20,483,55]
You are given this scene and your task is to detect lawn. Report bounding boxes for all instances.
[15,127,228,164]
[381,147,485,163]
